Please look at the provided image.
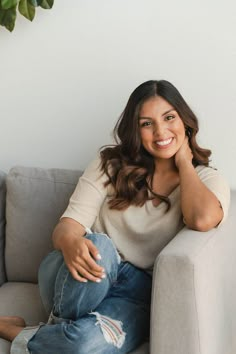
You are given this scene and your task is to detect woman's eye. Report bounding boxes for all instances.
[140,121,152,127]
[165,115,175,121]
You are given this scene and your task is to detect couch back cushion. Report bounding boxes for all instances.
[5,166,82,283]
[0,170,6,285]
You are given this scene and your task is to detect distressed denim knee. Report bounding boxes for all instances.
[84,233,121,280]
[52,233,121,321]
[61,315,125,354]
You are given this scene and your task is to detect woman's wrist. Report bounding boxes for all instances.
[52,219,85,250]
[176,158,193,172]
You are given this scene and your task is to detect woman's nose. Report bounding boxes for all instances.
[153,123,165,135]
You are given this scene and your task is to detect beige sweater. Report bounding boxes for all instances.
[62,157,230,271]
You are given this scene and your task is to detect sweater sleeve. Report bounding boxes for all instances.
[196,166,231,225]
[61,157,108,229]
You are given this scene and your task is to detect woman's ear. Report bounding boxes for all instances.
[185,127,192,139]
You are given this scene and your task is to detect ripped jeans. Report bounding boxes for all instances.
[12,233,152,354]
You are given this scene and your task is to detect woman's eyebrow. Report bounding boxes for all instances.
[138,116,152,120]
[161,108,176,116]
[138,108,176,120]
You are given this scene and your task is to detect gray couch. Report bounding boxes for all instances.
[0,166,235,354]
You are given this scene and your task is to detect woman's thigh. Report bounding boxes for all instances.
[108,261,152,305]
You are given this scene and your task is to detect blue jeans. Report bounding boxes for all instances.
[27,233,152,354]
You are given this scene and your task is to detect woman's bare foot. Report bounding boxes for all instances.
[0,316,26,341]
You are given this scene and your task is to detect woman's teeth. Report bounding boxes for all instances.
[156,138,172,146]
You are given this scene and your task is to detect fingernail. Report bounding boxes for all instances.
[101,274,106,279]
[83,279,88,283]
[96,279,101,283]
[96,253,102,260]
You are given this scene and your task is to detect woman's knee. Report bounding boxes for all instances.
[85,233,121,274]
[85,233,120,261]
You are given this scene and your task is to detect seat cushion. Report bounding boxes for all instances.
[0,281,47,354]
[5,166,82,282]
[0,338,10,354]
[129,342,149,353]
[0,282,47,324]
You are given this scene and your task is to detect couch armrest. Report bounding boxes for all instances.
[0,171,6,286]
[150,190,236,354]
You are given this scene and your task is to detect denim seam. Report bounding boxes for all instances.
[58,268,70,315]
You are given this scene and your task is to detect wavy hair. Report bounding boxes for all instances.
[100,80,211,210]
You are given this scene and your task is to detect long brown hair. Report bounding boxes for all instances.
[100,80,211,210]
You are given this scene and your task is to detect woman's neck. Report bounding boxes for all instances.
[154,158,177,175]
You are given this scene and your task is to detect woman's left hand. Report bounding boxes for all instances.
[175,136,193,169]
[175,136,224,231]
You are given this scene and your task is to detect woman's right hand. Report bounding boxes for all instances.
[52,218,105,282]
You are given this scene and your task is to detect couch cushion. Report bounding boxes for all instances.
[5,166,82,282]
[0,282,47,354]
[0,170,6,286]
[0,282,47,324]
[0,338,10,354]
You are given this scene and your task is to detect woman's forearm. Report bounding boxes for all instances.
[178,161,223,231]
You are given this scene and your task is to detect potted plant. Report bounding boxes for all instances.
[0,0,54,32]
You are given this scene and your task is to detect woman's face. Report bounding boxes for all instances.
[138,96,186,162]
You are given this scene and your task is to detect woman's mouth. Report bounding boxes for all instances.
[155,138,173,147]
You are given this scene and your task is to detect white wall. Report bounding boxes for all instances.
[1,0,236,188]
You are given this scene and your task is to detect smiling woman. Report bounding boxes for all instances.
[101,80,213,212]
[0,0,54,32]
[0,79,230,354]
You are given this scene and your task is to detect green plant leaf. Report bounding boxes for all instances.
[0,0,53,31]
[27,0,42,7]
[1,0,18,10]
[19,0,35,21]
[40,0,53,9]
[0,5,17,31]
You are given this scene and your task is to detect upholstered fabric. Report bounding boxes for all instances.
[5,166,82,283]
[0,338,10,353]
[151,192,236,354]
[0,282,47,325]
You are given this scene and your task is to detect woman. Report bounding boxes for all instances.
[0,80,230,353]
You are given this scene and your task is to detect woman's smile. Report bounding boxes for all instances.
[154,137,173,148]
